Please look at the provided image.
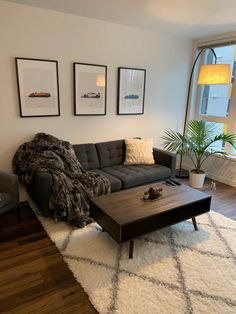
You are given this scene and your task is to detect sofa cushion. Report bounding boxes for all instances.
[73,144,99,171]
[102,164,171,189]
[96,140,125,168]
[124,138,155,165]
[90,169,122,192]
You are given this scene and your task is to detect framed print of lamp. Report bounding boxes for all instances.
[176,47,231,179]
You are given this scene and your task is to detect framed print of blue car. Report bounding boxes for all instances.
[117,67,146,115]
[74,62,107,116]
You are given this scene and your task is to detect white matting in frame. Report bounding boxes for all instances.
[117,67,146,115]
[74,63,107,116]
[15,58,60,117]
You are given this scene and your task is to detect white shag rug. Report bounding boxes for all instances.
[33,204,236,314]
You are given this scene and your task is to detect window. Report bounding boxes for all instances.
[194,44,236,155]
[234,129,236,154]
[205,121,225,151]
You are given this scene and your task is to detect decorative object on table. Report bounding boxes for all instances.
[148,187,163,199]
[174,48,231,179]
[74,62,107,116]
[117,67,146,115]
[143,191,149,199]
[15,57,60,117]
[143,186,163,200]
[124,138,155,165]
[162,119,236,188]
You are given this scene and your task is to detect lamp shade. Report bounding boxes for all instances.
[197,64,231,85]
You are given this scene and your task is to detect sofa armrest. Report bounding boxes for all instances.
[153,148,176,179]
[0,171,19,205]
[26,171,53,217]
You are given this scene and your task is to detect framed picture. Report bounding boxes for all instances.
[15,58,60,117]
[117,67,146,115]
[74,62,107,116]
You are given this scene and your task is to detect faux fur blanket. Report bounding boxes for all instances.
[13,133,110,227]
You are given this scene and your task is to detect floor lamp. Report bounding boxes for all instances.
[176,47,231,179]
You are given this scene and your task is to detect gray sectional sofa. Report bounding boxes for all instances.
[27,139,176,216]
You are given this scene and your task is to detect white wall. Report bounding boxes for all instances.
[0,1,192,200]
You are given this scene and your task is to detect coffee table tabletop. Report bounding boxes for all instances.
[90,182,211,258]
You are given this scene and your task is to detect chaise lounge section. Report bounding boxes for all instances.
[27,139,176,216]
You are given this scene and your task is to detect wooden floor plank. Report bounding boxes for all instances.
[0,204,97,314]
[0,179,235,313]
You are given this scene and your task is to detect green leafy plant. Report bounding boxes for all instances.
[161,120,236,174]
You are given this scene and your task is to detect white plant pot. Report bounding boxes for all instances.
[189,170,206,189]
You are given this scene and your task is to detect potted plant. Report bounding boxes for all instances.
[161,120,236,188]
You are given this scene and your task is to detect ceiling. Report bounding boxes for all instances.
[4,0,236,39]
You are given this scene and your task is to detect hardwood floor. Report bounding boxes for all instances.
[0,179,235,313]
[186,178,236,220]
[0,204,97,314]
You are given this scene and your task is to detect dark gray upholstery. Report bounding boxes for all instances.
[0,171,19,217]
[102,164,171,189]
[90,169,122,192]
[153,148,176,179]
[26,171,53,217]
[73,143,99,171]
[96,140,125,168]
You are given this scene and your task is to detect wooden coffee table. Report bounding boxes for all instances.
[90,183,211,258]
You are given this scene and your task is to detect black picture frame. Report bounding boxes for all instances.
[74,62,107,116]
[117,67,146,115]
[15,57,60,117]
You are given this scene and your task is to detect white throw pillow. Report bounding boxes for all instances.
[124,138,155,165]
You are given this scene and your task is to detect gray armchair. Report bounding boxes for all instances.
[0,171,20,222]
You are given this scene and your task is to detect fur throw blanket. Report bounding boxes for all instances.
[13,133,110,227]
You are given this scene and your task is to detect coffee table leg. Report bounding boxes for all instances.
[192,217,198,231]
[129,240,134,259]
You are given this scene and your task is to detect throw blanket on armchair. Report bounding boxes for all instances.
[13,133,110,227]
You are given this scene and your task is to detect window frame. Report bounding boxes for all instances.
[193,44,236,156]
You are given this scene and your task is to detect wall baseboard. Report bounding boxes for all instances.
[182,163,236,188]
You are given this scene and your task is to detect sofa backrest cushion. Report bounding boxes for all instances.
[96,140,125,168]
[73,143,100,170]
